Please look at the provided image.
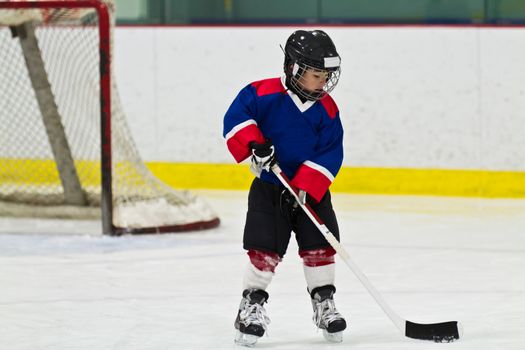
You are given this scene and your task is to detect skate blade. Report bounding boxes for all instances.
[323,329,343,343]
[234,330,259,347]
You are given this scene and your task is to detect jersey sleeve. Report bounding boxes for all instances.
[223,84,265,163]
[290,110,344,202]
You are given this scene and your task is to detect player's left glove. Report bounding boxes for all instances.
[291,188,307,210]
[249,139,276,176]
[280,187,308,215]
[296,189,307,206]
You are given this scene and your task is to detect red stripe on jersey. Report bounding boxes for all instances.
[226,124,265,162]
[300,248,336,267]
[248,250,281,272]
[320,94,339,119]
[251,78,286,97]
[290,164,333,203]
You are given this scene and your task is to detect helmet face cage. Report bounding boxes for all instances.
[287,61,341,101]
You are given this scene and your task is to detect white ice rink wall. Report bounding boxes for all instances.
[113,26,525,196]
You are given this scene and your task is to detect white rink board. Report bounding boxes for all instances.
[114,27,525,171]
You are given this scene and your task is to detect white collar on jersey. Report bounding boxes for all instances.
[280,76,316,113]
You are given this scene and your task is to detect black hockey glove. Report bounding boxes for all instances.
[290,188,308,214]
[295,189,307,206]
[249,139,276,176]
[280,187,308,217]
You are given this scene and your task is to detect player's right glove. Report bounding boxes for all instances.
[249,139,275,177]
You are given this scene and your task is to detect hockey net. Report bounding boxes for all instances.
[0,0,220,234]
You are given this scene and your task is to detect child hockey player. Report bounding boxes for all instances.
[223,29,345,346]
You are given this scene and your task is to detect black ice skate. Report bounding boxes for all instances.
[234,289,270,347]
[310,285,347,343]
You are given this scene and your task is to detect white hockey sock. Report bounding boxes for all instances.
[300,248,336,292]
[303,263,335,293]
[243,262,274,290]
[242,250,281,290]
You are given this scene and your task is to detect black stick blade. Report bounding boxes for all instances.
[405,320,461,342]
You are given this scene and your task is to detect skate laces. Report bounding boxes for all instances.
[313,298,343,329]
[239,300,271,331]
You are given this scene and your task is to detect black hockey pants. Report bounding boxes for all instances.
[243,177,340,257]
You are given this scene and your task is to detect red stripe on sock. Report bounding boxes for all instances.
[248,250,281,273]
[299,248,336,267]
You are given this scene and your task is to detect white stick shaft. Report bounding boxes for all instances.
[272,165,406,333]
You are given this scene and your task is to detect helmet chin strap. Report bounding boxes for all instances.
[292,62,300,76]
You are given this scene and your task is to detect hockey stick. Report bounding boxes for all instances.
[271,164,462,342]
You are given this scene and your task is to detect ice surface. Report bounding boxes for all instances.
[1,191,524,349]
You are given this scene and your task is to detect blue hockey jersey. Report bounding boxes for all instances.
[223,77,344,202]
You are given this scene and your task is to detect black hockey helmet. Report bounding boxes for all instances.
[283,30,341,101]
